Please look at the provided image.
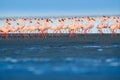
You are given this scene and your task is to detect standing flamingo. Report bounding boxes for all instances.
[97,16,109,34]
[1,19,11,39]
[68,17,78,37]
[109,17,119,35]
[39,18,50,38]
[83,17,91,35]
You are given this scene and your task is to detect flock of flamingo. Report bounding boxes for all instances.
[0,16,120,39]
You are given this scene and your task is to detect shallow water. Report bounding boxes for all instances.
[0,37,120,80]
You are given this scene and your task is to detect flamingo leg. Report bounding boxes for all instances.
[98,29,103,35]
[4,33,9,40]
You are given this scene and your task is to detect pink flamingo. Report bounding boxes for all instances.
[97,16,109,34]
[83,17,91,35]
[68,17,78,37]
[57,18,64,34]
[51,18,64,37]
[9,18,17,33]
[0,19,11,39]
[109,17,119,35]
[17,18,26,33]
[62,18,69,33]
[87,18,95,33]
[39,18,50,38]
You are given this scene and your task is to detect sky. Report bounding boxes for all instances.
[0,0,120,16]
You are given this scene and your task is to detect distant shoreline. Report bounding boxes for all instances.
[0,15,120,20]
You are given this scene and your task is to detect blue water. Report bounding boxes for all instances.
[0,40,120,80]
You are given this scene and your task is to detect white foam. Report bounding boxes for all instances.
[65,57,74,61]
[39,58,51,62]
[106,59,113,62]
[110,62,119,67]
[5,57,18,63]
[83,46,101,48]
[53,67,64,71]
[71,67,79,73]
[97,49,103,52]
[28,67,35,72]
[7,65,13,69]
[21,58,50,62]
[33,70,44,75]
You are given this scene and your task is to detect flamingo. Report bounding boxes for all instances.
[74,19,83,33]
[97,16,109,34]
[39,18,50,38]
[68,17,78,37]
[83,17,91,35]
[68,24,76,37]
[109,17,119,35]
[50,19,64,37]
[0,21,11,39]
[51,25,58,37]
[9,18,17,33]
[62,18,69,33]
[57,19,64,33]
[31,18,40,33]
[17,18,26,33]
[87,18,95,33]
